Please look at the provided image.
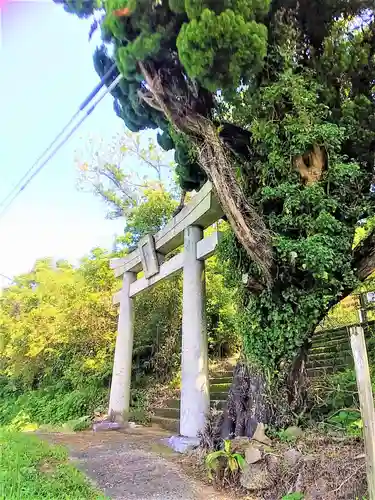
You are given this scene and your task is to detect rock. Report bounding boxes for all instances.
[240,461,272,491]
[244,416,258,438]
[245,444,263,464]
[303,454,316,464]
[284,426,304,440]
[252,423,272,446]
[265,454,280,475]
[92,420,123,432]
[161,436,199,453]
[128,421,140,429]
[231,436,251,454]
[283,448,303,467]
[305,477,329,500]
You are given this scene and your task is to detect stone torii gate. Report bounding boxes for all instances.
[109,182,223,438]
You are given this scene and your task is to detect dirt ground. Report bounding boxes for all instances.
[43,426,235,500]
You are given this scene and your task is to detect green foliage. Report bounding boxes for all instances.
[177,8,268,92]
[65,415,92,432]
[0,170,238,427]
[325,410,363,437]
[126,388,151,424]
[271,428,298,443]
[132,276,182,382]
[0,429,104,499]
[172,131,206,191]
[206,255,239,356]
[124,184,177,247]
[218,36,374,368]
[0,387,106,429]
[311,354,375,420]
[205,439,245,480]
[282,494,304,500]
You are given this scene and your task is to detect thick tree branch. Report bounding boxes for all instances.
[172,189,186,217]
[353,229,375,281]
[138,61,273,284]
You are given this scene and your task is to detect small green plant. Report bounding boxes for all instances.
[205,439,246,481]
[274,429,297,443]
[64,416,91,432]
[282,493,304,500]
[325,410,363,437]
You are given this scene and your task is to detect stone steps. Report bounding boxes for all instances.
[152,415,179,433]
[311,336,349,349]
[308,348,352,361]
[151,368,233,433]
[309,343,349,355]
[161,397,227,409]
[312,328,347,339]
[306,356,353,369]
[210,376,232,384]
[210,382,232,392]
[307,364,348,378]
[154,399,227,420]
[307,326,354,378]
[210,391,229,400]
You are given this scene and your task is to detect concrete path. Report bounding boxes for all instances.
[45,427,234,500]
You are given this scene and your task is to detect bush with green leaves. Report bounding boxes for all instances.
[205,439,246,483]
[0,180,238,427]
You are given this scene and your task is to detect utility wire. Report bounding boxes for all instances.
[0,273,12,282]
[0,73,122,222]
[0,63,117,209]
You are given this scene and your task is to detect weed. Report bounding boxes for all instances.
[282,494,304,500]
[325,409,362,437]
[0,428,105,499]
[205,439,245,482]
[270,428,298,443]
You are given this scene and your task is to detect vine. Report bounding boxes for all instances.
[218,33,372,369]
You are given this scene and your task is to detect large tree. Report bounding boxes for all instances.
[55,0,375,429]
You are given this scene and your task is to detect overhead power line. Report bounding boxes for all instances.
[0,63,117,210]
[0,72,122,222]
[0,273,12,282]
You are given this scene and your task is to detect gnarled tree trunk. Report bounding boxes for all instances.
[221,342,310,439]
[138,62,273,283]
[221,362,272,439]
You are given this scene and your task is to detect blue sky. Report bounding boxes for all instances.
[0,1,153,286]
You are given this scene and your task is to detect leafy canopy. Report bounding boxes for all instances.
[0,136,239,426]
[54,0,375,371]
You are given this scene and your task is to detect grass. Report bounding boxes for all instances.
[0,428,105,499]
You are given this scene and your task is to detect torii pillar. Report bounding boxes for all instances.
[180,226,209,437]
